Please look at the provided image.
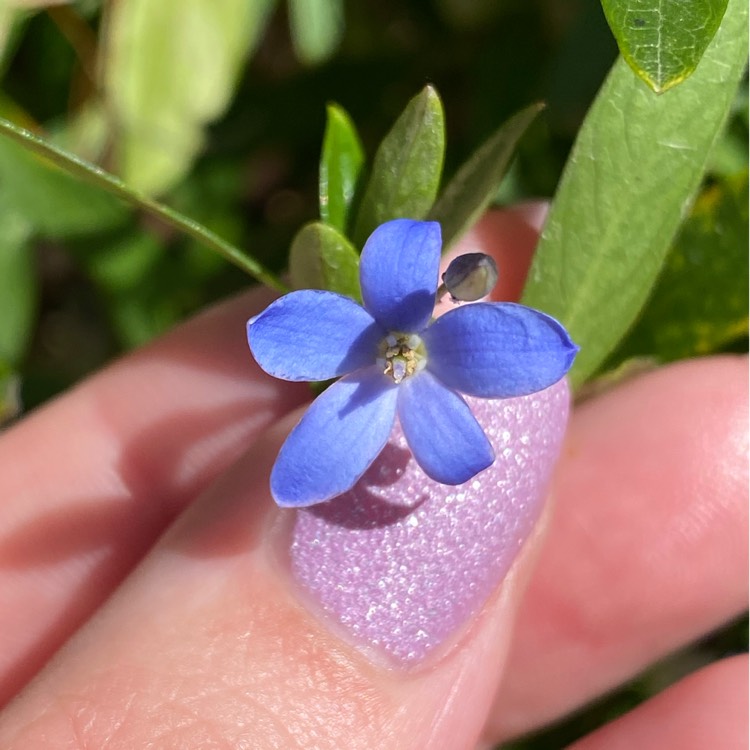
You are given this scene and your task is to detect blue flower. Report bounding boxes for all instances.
[247,219,578,508]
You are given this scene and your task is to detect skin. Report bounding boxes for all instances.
[0,206,745,749]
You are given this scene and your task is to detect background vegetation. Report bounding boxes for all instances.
[0,0,746,746]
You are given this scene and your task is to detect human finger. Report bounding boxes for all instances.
[568,655,748,750]
[484,355,748,741]
[0,287,308,706]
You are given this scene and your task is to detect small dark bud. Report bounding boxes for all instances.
[442,253,498,301]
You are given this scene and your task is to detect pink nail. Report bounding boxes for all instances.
[286,379,570,666]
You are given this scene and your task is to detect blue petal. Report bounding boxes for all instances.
[397,371,494,484]
[271,368,398,507]
[424,302,578,398]
[248,290,383,381]
[359,219,442,332]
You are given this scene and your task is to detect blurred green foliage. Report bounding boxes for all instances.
[0,1,746,745]
[2,0,624,408]
[613,172,748,363]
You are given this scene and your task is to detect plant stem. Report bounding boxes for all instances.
[0,117,289,292]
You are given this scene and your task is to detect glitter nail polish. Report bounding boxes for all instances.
[286,378,570,667]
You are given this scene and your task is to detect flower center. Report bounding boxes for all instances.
[377,332,427,384]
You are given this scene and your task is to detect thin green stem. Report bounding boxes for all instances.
[0,117,288,292]
[435,281,449,304]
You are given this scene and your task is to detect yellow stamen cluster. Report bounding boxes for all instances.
[377,333,426,384]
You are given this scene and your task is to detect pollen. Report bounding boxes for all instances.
[377,332,427,383]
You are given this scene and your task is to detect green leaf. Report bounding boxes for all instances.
[429,102,544,250]
[601,0,729,93]
[0,116,287,290]
[353,86,445,247]
[288,0,344,65]
[319,103,364,234]
[612,174,748,362]
[102,0,276,195]
[0,136,128,237]
[0,200,34,367]
[708,87,749,178]
[289,221,361,301]
[521,0,747,388]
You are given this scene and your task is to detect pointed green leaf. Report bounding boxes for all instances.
[289,221,361,301]
[521,0,747,388]
[429,102,544,250]
[103,0,276,195]
[601,0,729,93]
[612,173,748,362]
[319,103,364,234]
[0,116,287,290]
[288,0,344,65]
[353,86,445,247]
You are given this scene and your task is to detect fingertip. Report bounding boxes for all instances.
[508,200,549,232]
[569,655,749,750]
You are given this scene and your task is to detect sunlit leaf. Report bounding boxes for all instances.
[612,173,748,362]
[353,85,445,247]
[288,0,344,65]
[102,0,276,195]
[522,0,747,387]
[429,102,544,250]
[289,221,361,301]
[601,0,729,93]
[319,103,364,234]
[708,88,749,178]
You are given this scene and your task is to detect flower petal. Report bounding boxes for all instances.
[424,302,578,398]
[271,368,398,507]
[397,371,494,485]
[359,219,442,332]
[248,290,383,381]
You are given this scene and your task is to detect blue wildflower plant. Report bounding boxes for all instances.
[247,219,578,508]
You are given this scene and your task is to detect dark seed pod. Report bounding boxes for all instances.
[442,253,498,301]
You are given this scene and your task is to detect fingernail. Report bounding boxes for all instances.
[284,378,570,667]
